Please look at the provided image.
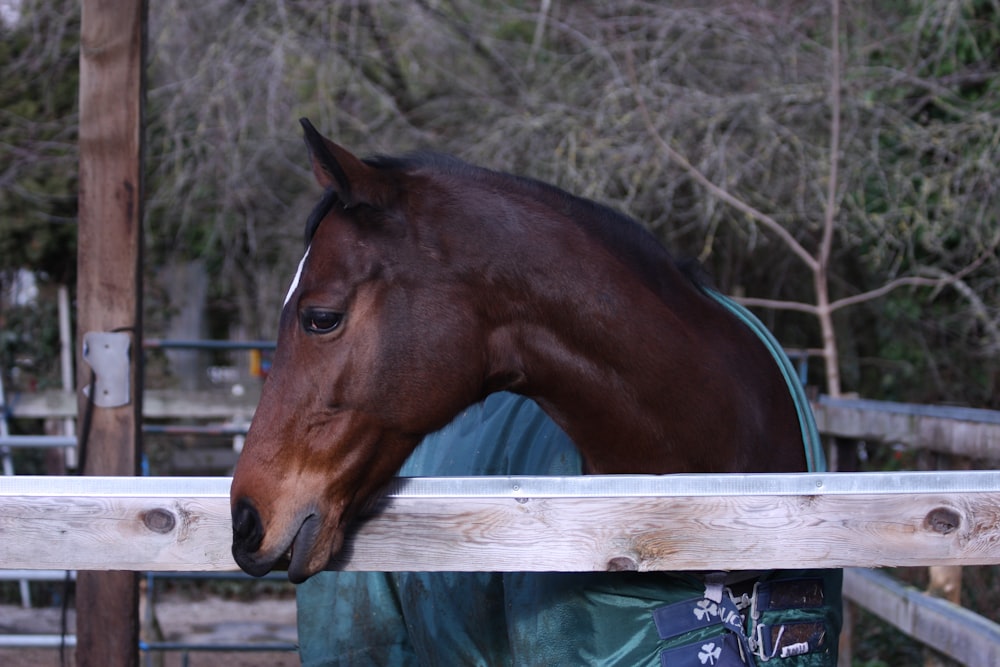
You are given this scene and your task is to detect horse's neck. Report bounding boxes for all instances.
[486,239,801,475]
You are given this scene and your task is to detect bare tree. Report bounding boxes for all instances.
[618,0,999,398]
[135,0,1000,403]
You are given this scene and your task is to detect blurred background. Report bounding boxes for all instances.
[2,0,998,405]
[2,2,1000,664]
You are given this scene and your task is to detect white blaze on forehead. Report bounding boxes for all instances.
[284,245,311,307]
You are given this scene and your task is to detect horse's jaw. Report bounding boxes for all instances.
[230,406,424,583]
[285,513,327,582]
[281,509,354,583]
[230,481,350,583]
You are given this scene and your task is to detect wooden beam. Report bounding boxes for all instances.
[843,568,1000,666]
[4,473,1000,572]
[812,397,1000,460]
[13,393,1000,460]
[76,1,145,666]
[8,389,260,420]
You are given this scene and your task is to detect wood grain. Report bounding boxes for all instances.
[813,401,1000,460]
[4,478,1000,572]
[843,568,1000,666]
[76,1,145,665]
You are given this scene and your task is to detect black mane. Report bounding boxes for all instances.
[303,151,706,295]
[304,187,341,245]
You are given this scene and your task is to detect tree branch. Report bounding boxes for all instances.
[828,275,945,312]
[732,297,819,315]
[624,49,820,274]
[918,267,1000,351]
[819,0,841,272]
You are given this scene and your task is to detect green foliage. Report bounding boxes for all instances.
[851,608,932,666]
[0,296,63,391]
[834,0,1000,405]
[0,0,80,286]
[3,0,998,406]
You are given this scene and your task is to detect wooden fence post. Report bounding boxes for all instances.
[923,450,966,667]
[829,435,856,667]
[76,1,146,666]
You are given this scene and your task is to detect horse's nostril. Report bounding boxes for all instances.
[232,498,264,553]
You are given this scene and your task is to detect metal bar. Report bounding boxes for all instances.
[0,570,74,581]
[0,636,296,653]
[148,570,289,582]
[139,642,296,652]
[382,470,1000,498]
[0,435,77,448]
[783,349,811,386]
[4,470,1000,499]
[0,634,77,649]
[143,339,276,351]
[143,425,247,436]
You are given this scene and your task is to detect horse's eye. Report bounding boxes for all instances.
[301,309,344,335]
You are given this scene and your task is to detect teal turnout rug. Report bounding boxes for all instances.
[297,392,842,666]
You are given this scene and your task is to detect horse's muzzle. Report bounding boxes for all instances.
[231,497,271,576]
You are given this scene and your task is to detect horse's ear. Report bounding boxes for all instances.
[299,118,391,209]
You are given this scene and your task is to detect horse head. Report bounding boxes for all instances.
[231,121,504,582]
[231,119,809,583]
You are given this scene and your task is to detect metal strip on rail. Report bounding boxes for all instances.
[0,435,77,448]
[3,470,1000,499]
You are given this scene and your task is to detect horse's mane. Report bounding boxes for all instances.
[304,151,707,296]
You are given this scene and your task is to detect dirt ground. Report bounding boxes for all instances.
[0,591,299,666]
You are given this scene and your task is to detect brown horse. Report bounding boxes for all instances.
[231,119,809,584]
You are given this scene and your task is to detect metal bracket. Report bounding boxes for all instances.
[82,331,131,407]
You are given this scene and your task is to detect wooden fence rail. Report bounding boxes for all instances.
[14,390,1000,456]
[3,472,1000,572]
[6,395,1000,664]
[812,396,1000,460]
[844,567,1000,666]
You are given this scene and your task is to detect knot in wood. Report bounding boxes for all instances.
[924,507,961,535]
[606,556,638,572]
[142,507,177,534]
